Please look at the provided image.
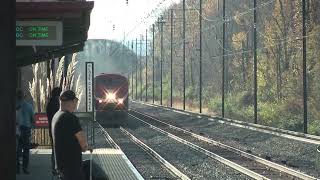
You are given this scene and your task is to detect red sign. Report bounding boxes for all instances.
[35,113,49,127]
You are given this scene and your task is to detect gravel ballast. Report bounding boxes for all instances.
[130,101,320,178]
[106,128,178,180]
[123,117,252,180]
[92,123,114,148]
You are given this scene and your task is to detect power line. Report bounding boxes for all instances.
[185,0,275,23]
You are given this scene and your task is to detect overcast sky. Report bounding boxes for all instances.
[87,0,180,42]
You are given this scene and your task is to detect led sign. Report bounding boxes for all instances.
[16,21,63,46]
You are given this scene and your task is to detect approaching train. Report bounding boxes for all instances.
[95,73,129,126]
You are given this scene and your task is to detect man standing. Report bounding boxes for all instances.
[46,87,62,174]
[16,89,35,174]
[52,90,89,180]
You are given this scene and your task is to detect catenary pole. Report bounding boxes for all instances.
[302,0,308,133]
[183,0,186,110]
[253,0,258,124]
[170,9,173,107]
[136,38,138,100]
[146,29,148,102]
[199,0,203,113]
[222,0,225,118]
[152,24,155,103]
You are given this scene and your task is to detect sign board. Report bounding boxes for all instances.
[34,113,48,127]
[86,62,94,112]
[16,21,63,46]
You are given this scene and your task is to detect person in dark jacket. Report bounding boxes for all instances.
[46,87,62,174]
[16,89,35,174]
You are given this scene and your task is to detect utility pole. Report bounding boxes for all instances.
[199,0,203,113]
[158,16,165,105]
[183,0,186,110]
[253,0,258,124]
[146,29,148,102]
[140,35,143,101]
[170,9,173,107]
[135,38,138,100]
[131,40,134,99]
[152,24,155,104]
[160,17,163,106]
[222,0,225,118]
[302,0,308,133]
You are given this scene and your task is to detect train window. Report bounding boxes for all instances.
[95,76,127,98]
[96,78,125,85]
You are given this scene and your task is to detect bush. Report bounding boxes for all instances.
[281,98,303,115]
[308,121,320,136]
[239,91,254,107]
[258,102,282,126]
[207,96,221,113]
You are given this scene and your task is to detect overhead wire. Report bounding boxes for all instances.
[113,0,303,63]
[184,0,275,23]
[109,0,172,56]
[205,32,320,61]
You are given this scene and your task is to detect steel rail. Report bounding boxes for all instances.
[128,112,270,180]
[120,126,191,180]
[130,109,318,180]
[97,123,121,149]
[134,101,320,144]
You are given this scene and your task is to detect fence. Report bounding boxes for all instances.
[31,112,95,148]
[129,0,320,135]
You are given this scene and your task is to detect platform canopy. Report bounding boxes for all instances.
[16,1,94,67]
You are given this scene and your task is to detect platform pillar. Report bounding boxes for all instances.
[0,0,16,179]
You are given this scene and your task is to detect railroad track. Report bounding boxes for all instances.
[97,123,121,149]
[133,101,320,145]
[129,109,318,180]
[97,123,190,180]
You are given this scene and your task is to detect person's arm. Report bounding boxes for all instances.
[75,131,88,152]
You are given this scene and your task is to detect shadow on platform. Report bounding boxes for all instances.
[16,149,53,180]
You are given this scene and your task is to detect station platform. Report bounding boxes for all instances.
[16,148,143,180]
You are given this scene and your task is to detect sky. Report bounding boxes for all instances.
[87,0,180,43]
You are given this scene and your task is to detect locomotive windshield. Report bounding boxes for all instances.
[95,76,127,98]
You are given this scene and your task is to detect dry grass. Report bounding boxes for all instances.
[31,128,51,148]
[28,53,83,113]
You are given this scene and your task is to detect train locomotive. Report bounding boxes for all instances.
[95,73,128,126]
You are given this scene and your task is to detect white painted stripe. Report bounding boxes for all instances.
[30,149,52,154]
[82,148,123,155]
[119,148,145,180]
[96,124,144,180]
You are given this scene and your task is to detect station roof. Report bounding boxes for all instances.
[16,1,94,67]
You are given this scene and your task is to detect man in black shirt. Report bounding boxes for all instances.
[52,90,89,180]
[46,87,61,174]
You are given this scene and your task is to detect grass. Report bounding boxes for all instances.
[131,78,320,135]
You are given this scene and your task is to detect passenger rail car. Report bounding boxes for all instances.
[95,73,128,126]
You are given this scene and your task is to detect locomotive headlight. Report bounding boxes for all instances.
[117,98,124,104]
[98,99,103,103]
[106,93,116,101]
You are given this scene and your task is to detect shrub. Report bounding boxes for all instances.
[239,91,254,107]
[281,98,303,115]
